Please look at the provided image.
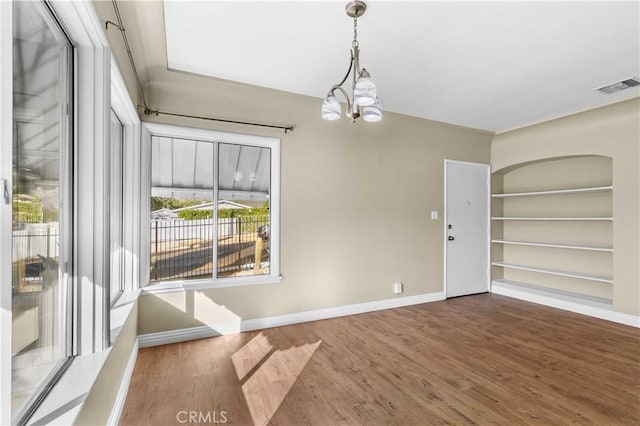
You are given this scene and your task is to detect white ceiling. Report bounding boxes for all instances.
[164,1,640,132]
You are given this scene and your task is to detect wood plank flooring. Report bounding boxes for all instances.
[120,294,640,425]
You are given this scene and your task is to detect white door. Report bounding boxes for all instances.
[444,160,490,298]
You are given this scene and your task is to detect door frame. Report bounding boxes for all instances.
[443,159,491,298]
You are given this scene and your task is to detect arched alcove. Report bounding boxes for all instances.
[491,155,613,304]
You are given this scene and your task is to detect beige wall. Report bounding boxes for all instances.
[74,303,138,425]
[138,70,493,334]
[492,98,640,315]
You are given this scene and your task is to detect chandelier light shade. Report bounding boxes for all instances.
[363,98,383,122]
[354,70,377,106]
[321,94,342,120]
[321,1,382,123]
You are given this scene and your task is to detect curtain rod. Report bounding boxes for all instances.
[106,0,295,134]
[138,107,295,134]
[106,0,148,110]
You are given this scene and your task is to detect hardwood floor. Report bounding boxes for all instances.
[120,294,640,425]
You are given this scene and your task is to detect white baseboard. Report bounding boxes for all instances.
[107,339,139,425]
[492,281,640,328]
[139,291,445,348]
[138,323,228,348]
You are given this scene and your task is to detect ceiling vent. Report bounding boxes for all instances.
[595,77,640,94]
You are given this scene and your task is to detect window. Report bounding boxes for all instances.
[144,124,280,287]
[2,1,140,423]
[150,137,214,282]
[11,0,72,421]
[110,109,124,302]
[217,143,271,278]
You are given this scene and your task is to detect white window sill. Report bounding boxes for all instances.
[27,290,139,425]
[110,289,140,343]
[27,350,110,425]
[142,274,283,294]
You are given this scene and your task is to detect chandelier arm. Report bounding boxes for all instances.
[331,85,353,113]
[334,50,355,89]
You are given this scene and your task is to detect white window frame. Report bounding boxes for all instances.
[108,57,141,355]
[141,122,281,293]
[110,56,141,298]
[55,0,111,355]
[110,108,125,304]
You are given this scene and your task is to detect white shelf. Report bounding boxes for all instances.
[492,186,612,198]
[491,262,613,283]
[491,240,613,252]
[492,217,613,221]
[492,279,613,307]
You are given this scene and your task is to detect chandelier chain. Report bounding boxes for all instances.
[352,17,359,48]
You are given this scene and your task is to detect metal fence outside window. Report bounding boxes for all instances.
[12,224,60,293]
[150,216,270,282]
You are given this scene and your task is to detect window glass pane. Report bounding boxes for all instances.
[110,110,124,300]
[12,0,70,417]
[150,137,214,283]
[217,143,271,278]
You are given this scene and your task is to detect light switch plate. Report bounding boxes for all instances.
[431,210,438,220]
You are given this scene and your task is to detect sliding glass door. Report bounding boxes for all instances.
[11,1,72,420]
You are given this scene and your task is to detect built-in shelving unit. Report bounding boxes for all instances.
[491,155,614,306]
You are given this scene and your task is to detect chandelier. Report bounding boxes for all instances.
[321,1,383,123]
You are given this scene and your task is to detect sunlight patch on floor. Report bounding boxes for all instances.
[231,332,273,381]
[233,333,321,425]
